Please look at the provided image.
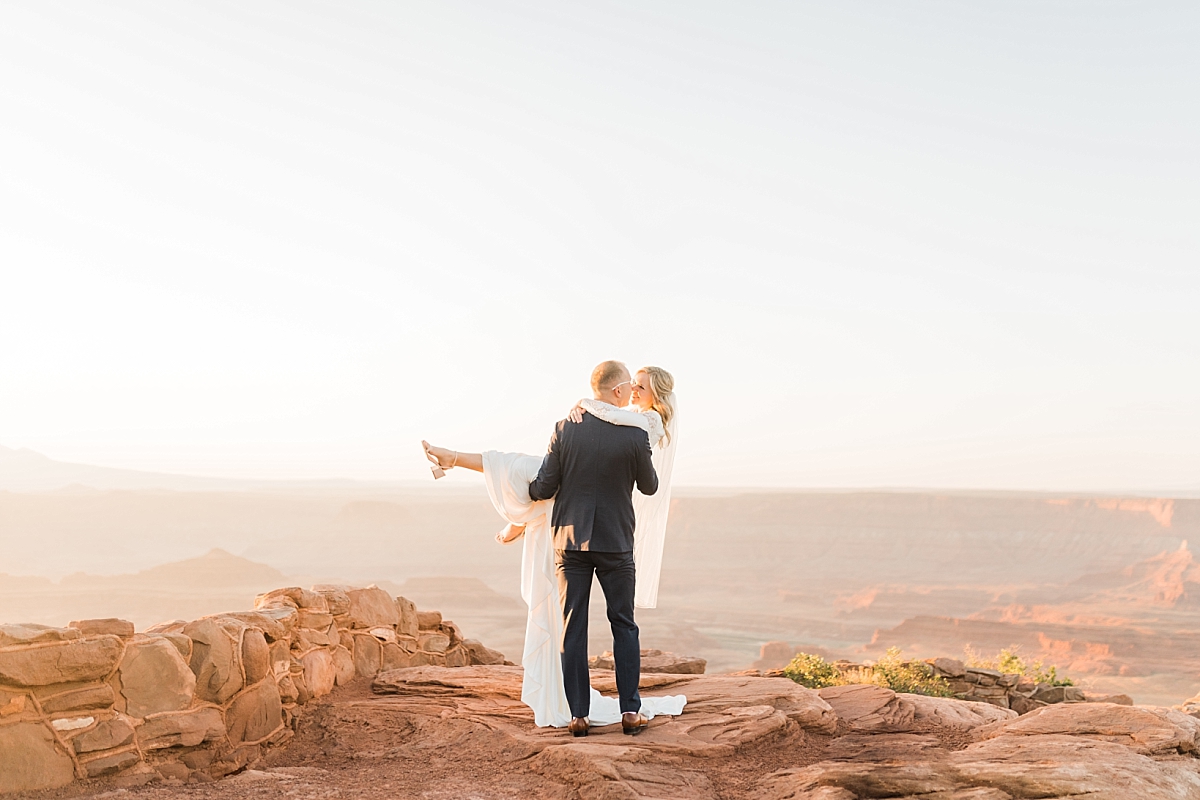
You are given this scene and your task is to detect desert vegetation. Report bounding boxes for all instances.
[964,645,1074,687]
[783,647,954,697]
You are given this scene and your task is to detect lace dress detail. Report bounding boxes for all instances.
[578,399,665,447]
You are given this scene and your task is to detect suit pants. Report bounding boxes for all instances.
[555,549,641,718]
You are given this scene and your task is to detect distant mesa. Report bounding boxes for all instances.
[0,444,407,492]
[58,549,288,590]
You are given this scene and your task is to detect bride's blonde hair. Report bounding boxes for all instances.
[637,366,675,446]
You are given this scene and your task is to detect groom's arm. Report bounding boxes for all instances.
[634,430,659,496]
[528,422,565,501]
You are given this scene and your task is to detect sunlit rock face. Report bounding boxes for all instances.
[0,587,505,795]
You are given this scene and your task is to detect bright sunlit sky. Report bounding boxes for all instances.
[2,2,1197,490]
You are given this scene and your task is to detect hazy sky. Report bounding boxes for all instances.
[2,1,1197,490]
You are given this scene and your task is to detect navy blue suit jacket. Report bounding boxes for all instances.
[527,413,659,552]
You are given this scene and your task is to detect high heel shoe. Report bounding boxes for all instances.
[421,441,457,480]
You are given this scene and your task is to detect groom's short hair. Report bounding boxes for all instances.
[591,361,628,394]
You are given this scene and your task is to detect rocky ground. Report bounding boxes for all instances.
[13,666,1200,800]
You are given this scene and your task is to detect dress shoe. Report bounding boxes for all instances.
[622,711,649,736]
[568,717,590,737]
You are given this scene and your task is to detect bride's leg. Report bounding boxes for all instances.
[422,442,483,473]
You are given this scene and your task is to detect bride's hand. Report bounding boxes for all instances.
[567,403,585,424]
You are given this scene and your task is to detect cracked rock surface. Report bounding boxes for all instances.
[12,668,1200,800]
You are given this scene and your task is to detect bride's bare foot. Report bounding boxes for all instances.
[421,441,457,471]
[495,523,526,545]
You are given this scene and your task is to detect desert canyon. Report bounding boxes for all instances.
[4,445,1200,797]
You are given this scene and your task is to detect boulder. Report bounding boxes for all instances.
[73,716,136,753]
[382,643,415,671]
[653,674,838,734]
[416,610,442,630]
[302,649,336,698]
[312,585,351,616]
[332,646,356,686]
[419,631,451,653]
[296,628,339,649]
[137,707,226,750]
[242,605,298,635]
[928,657,966,678]
[444,646,469,668]
[369,626,397,644]
[254,587,328,612]
[372,665,527,699]
[591,648,706,674]
[184,616,246,705]
[50,715,94,732]
[226,680,284,746]
[1009,694,1048,715]
[463,639,506,666]
[159,632,192,661]
[345,587,400,629]
[1086,692,1134,705]
[0,623,81,647]
[396,596,419,638]
[440,620,463,643]
[241,629,271,685]
[819,684,915,733]
[269,640,291,678]
[0,635,124,686]
[219,611,289,643]
[977,702,1200,755]
[0,722,77,793]
[277,674,299,704]
[352,634,382,678]
[298,610,334,630]
[1031,683,1087,704]
[118,637,196,718]
[69,618,135,638]
[40,683,116,714]
[81,748,141,777]
[904,693,1017,730]
[410,651,446,667]
[291,667,311,705]
[154,761,190,781]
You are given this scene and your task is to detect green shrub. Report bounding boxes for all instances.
[783,652,843,689]
[871,647,955,697]
[782,648,953,697]
[964,646,1073,686]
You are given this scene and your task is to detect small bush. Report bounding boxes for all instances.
[964,645,1073,686]
[783,652,842,689]
[872,647,955,697]
[782,648,953,697]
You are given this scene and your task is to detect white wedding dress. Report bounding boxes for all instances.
[482,397,685,727]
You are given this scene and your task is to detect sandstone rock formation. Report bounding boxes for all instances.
[0,588,503,795]
[590,647,707,674]
[346,666,1200,800]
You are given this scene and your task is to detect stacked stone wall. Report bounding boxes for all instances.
[0,585,507,795]
[926,657,1132,713]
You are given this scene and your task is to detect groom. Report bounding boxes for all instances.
[528,361,659,736]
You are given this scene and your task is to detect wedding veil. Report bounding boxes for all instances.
[632,392,678,609]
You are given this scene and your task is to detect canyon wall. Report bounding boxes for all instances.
[0,585,506,795]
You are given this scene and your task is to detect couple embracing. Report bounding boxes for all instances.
[422,361,685,736]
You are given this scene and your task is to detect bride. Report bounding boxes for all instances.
[422,365,683,728]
